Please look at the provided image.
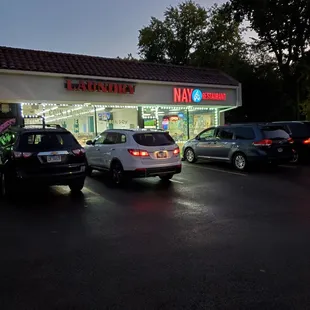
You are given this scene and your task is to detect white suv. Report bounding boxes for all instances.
[84,129,182,184]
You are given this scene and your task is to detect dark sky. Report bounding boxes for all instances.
[0,0,227,58]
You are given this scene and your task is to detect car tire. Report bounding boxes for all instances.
[232,153,247,171]
[159,174,174,182]
[110,162,126,186]
[185,148,197,163]
[69,178,85,193]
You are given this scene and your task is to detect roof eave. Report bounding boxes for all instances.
[0,69,240,89]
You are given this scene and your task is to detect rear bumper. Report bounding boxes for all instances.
[15,165,86,185]
[125,165,182,178]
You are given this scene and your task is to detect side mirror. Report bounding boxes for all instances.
[86,140,93,145]
[195,135,200,140]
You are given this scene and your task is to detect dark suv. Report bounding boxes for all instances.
[182,123,294,171]
[0,124,87,197]
[272,121,310,163]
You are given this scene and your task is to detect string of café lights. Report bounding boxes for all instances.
[21,102,218,125]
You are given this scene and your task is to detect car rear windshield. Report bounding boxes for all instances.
[18,132,80,151]
[133,132,175,146]
[261,126,290,139]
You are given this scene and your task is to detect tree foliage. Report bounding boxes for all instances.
[231,0,310,73]
[230,0,310,118]
[138,1,245,68]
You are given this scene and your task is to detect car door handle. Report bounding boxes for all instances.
[110,148,115,151]
[96,148,100,151]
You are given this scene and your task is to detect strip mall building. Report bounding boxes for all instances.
[0,46,242,147]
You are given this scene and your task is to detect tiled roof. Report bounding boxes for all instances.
[0,46,239,86]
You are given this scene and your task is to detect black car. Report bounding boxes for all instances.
[273,121,310,163]
[182,123,294,171]
[0,124,87,197]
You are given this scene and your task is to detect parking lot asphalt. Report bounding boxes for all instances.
[1,162,310,309]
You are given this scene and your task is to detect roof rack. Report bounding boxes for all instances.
[134,128,165,132]
[272,120,304,123]
[229,122,272,126]
[19,123,65,130]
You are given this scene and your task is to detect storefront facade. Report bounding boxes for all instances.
[0,47,242,147]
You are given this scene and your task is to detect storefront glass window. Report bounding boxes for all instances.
[141,106,217,151]
[21,103,218,148]
[188,108,217,139]
[22,103,138,146]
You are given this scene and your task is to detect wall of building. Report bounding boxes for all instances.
[0,72,239,107]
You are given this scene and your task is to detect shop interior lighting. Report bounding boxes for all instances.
[36,106,58,115]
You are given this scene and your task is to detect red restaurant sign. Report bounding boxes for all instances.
[173,87,226,103]
[65,80,135,94]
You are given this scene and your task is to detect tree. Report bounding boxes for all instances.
[138,17,168,63]
[138,1,208,65]
[191,3,247,70]
[230,0,310,118]
[138,1,247,70]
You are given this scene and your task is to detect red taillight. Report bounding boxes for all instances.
[173,147,180,155]
[13,151,33,158]
[23,152,33,158]
[72,148,85,156]
[128,149,149,157]
[303,138,310,144]
[288,137,294,144]
[253,139,273,146]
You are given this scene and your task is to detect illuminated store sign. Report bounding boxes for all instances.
[173,87,226,103]
[0,118,16,133]
[65,80,135,94]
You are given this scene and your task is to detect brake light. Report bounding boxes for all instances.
[303,138,310,144]
[253,139,273,146]
[13,151,33,158]
[128,149,149,157]
[173,147,180,155]
[288,137,294,144]
[72,148,85,156]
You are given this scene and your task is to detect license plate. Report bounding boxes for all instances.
[157,151,167,159]
[47,155,61,163]
[277,148,283,153]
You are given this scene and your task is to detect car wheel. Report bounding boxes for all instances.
[69,178,85,193]
[185,148,197,163]
[291,150,299,164]
[111,162,125,185]
[159,174,174,182]
[232,153,247,171]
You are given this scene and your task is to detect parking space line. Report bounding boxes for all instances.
[170,179,184,184]
[83,187,101,196]
[279,165,298,169]
[183,163,247,176]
